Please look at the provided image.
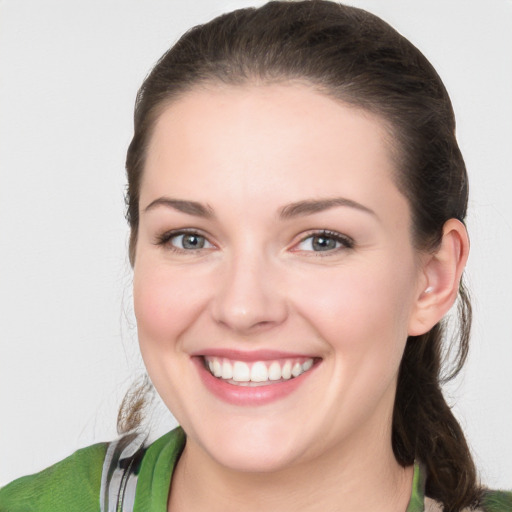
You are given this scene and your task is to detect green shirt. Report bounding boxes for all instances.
[0,427,510,511]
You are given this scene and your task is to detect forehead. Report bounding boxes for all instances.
[141,83,407,224]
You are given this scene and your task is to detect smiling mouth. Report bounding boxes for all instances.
[203,356,316,387]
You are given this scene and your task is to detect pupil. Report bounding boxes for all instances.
[313,236,335,251]
[183,234,204,249]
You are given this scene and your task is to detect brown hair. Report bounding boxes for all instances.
[121,2,481,509]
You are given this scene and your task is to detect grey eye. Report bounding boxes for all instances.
[171,233,211,250]
[312,235,338,251]
[298,234,341,252]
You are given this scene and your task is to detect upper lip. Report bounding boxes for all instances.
[192,348,319,361]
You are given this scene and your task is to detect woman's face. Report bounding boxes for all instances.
[134,83,427,472]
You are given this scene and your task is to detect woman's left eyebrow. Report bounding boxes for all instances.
[279,197,377,219]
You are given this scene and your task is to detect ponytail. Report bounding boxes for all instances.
[392,280,482,511]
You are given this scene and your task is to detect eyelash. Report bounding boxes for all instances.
[154,229,354,255]
[294,230,354,255]
[154,229,213,254]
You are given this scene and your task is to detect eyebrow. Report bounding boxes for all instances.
[279,197,376,219]
[143,197,214,218]
[143,196,376,220]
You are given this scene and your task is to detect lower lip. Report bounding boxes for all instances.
[194,357,318,406]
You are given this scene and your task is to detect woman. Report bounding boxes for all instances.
[1,1,510,511]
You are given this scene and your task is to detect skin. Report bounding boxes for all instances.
[133,83,468,512]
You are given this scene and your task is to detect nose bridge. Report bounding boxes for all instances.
[211,240,287,333]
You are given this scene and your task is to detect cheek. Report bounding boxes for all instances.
[290,257,417,358]
[291,261,417,422]
[133,262,209,351]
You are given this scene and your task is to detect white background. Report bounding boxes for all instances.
[1,0,511,489]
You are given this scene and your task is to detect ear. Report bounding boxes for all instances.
[408,219,469,336]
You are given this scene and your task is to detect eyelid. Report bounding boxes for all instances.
[153,228,353,255]
[291,230,354,254]
[154,228,216,252]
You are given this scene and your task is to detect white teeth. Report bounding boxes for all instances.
[205,357,315,384]
[232,361,251,382]
[302,359,313,371]
[221,360,233,379]
[281,361,292,380]
[250,361,269,382]
[291,362,303,377]
[268,361,282,381]
[212,359,222,377]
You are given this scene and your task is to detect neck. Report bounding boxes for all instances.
[168,417,414,512]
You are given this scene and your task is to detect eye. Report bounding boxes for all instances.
[156,230,214,252]
[171,232,213,250]
[295,230,353,253]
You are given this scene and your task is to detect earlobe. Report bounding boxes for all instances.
[408,219,469,336]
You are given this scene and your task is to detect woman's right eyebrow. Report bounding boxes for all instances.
[143,197,215,218]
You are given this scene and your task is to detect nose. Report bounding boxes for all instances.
[210,251,288,335]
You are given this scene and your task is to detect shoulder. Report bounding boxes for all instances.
[480,489,512,512]
[132,427,186,510]
[424,490,512,512]
[0,428,187,512]
[413,463,512,512]
[0,442,107,512]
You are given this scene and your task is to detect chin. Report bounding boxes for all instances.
[189,416,310,474]
[207,441,300,474]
